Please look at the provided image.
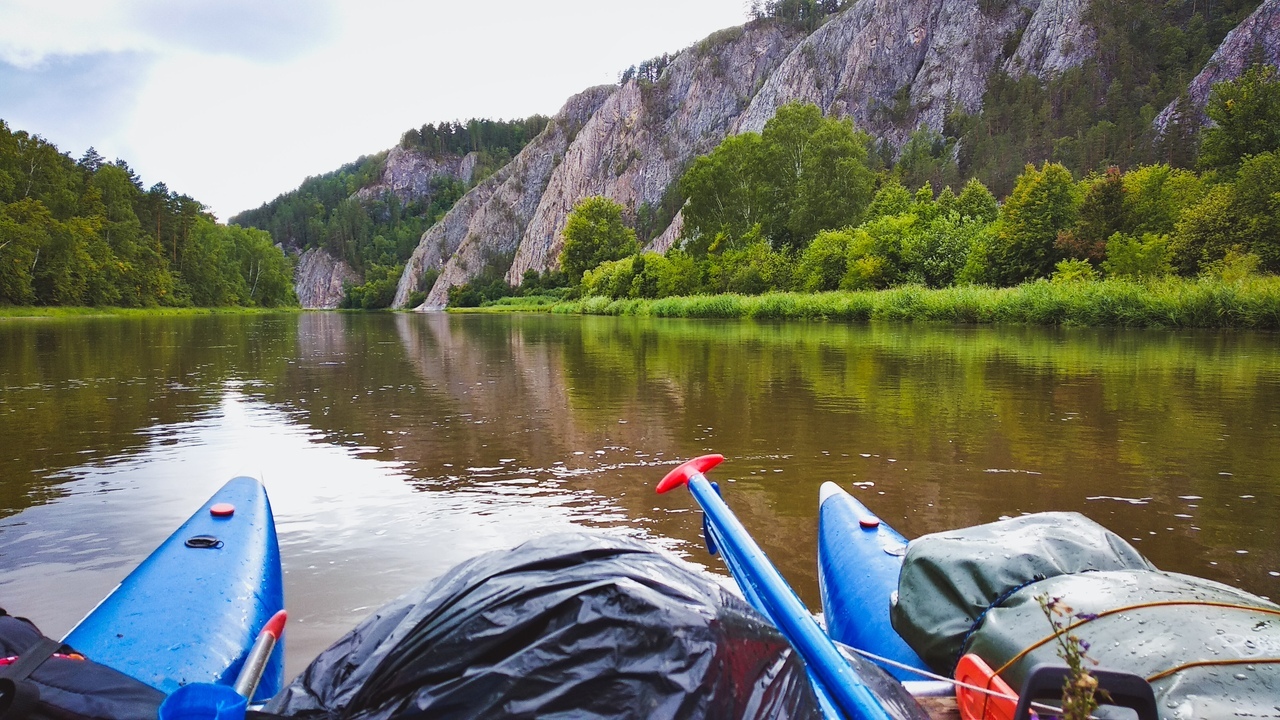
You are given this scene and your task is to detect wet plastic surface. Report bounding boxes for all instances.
[891,511,1154,672]
[267,533,823,720]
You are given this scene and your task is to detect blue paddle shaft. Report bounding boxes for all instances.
[686,473,893,720]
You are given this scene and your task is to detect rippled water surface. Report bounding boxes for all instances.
[2,313,1278,678]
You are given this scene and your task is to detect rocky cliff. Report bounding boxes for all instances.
[295,248,361,309]
[354,145,477,207]
[395,0,1102,308]
[389,0,1271,308]
[392,86,616,309]
[1154,0,1280,132]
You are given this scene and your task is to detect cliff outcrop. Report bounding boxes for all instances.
[1154,0,1280,132]
[295,248,360,309]
[393,87,615,308]
[385,0,1271,307]
[393,1,1103,307]
[355,145,476,207]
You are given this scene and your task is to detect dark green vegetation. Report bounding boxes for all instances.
[548,278,1280,329]
[462,65,1280,327]
[946,0,1265,196]
[0,122,294,308]
[231,116,547,309]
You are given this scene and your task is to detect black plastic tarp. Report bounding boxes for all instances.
[266,533,824,720]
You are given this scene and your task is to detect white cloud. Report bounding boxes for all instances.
[0,0,751,218]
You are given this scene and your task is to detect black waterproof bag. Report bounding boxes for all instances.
[267,532,824,720]
[0,609,164,720]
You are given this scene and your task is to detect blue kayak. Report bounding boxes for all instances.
[63,477,285,704]
[816,482,929,682]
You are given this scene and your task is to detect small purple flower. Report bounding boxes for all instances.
[1079,640,1091,652]
[1075,612,1100,621]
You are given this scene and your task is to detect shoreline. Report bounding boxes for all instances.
[0,306,302,319]
[446,277,1280,329]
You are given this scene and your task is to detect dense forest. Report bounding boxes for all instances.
[230,115,548,309]
[0,121,294,308]
[909,0,1266,197]
[452,64,1279,308]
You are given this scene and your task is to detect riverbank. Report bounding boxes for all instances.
[0,306,300,319]
[454,277,1280,329]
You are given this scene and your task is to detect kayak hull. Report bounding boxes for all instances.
[817,481,929,681]
[64,477,284,703]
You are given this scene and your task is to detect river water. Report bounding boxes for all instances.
[1,312,1278,679]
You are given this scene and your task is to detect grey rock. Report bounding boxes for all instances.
[394,86,615,309]
[295,247,360,309]
[1154,0,1280,133]
[354,145,476,207]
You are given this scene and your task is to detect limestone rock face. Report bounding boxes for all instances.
[386,0,1268,306]
[393,86,615,309]
[354,146,476,207]
[1154,0,1280,132]
[736,0,1087,147]
[1003,0,1095,80]
[294,247,360,309]
[505,22,804,285]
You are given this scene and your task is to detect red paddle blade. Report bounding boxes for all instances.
[655,454,725,493]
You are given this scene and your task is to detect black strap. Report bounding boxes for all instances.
[0,636,61,720]
[0,637,62,683]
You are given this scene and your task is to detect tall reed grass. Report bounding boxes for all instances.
[534,277,1280,328]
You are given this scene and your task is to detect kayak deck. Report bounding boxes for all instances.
[63,477,284,703]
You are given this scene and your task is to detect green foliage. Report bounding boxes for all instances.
[709,242,794,294]
[1057,167,1125,264]
[1052,258,1101,284]
[955,178,999,223]
[897,129,961,192]
[0,120,289,308]
[342,263,402,309]
[794,229,852,292]
[1231,151,1280,272]
[1170,183,1241,275]
[1102,232,1172,279]
[864,178,913,222]
[1121,164,1204,235]
[560,196,638,284]
[1199,64,1280,173]
[399,116,550,158]
[1170,152,1280,275]
[680,133,766,255]
[680,103,874,254]
[748,0,849,31]
[235,115,546,310]
[956,0,1264,194]
[553,276,1280,329]
[995,163,1082,283]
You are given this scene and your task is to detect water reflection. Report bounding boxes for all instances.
[1,313,1278,680]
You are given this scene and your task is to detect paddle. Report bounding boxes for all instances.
[656,455,893,720]
[232,609,287,700]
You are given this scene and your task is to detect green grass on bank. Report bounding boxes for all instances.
[449,295,566,313]
[454,277,1280,329]
[0,306,301,319]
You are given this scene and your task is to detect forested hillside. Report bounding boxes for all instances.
[230,116,547,308]
[942,0,1266,196]
[565,64,1280,300]
[0,121,294,308]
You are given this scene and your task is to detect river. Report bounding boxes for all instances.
[1,312,1277,679]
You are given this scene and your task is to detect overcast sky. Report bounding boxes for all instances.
[0,0,751,220]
